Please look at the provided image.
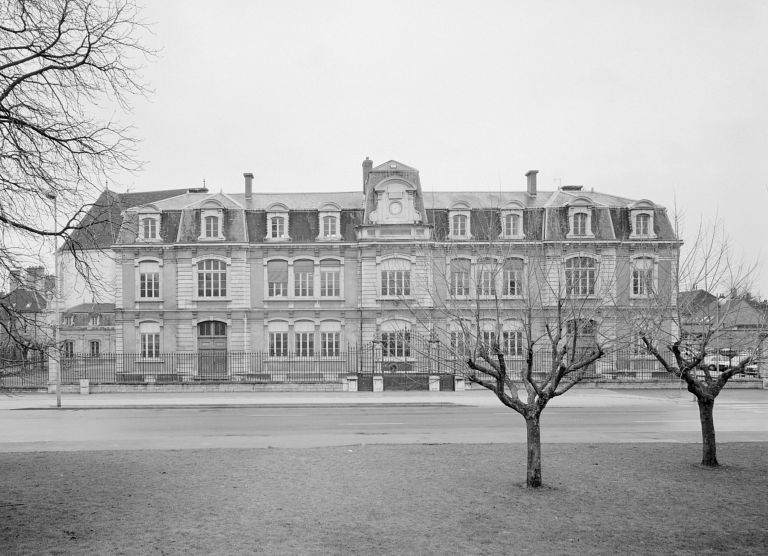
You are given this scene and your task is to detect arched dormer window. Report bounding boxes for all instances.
[137,204,161,242]
[566,197,594,239]
[266,203,289,241]
[500,202,524,239]
[629,200,656,239]
[198,201,225,241]
[318,202,341,240]
[449,202,471,240]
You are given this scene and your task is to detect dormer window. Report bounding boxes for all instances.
[501,204,524,239]
[204,215,219,238]
[266,204,290,241]
[322,216,337,237]
[449,203,471,240]
[199,206,225,241]
[318,204,341,240]
[566,200,594,239]
[452,214,468,237]
[573,213,588,235]
[628,201,657,239]
[137,211,160,242]
[141,217,157,239]
[271,215,286,238]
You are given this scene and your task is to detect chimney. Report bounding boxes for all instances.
[27,266,44,290]
[362,157,373,190]
[243,172,254,201]
[525,170,538,197]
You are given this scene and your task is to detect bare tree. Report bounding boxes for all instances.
[632,219,766,467]
[0,0,151,361]
[406,228,622,488]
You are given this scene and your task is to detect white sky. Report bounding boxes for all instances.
[111,0,768,294]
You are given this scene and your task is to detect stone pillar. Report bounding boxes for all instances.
[346,375,358,392]
[429,375,440,392]
[372,375,384,392]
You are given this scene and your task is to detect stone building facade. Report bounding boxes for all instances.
[60,158,680,379]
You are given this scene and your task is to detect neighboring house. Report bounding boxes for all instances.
[58,303,116,356]
[0,267,54,359]
[680,289,767,372]
[56,158,680,380]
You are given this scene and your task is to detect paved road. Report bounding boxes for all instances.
[1,389,766,451]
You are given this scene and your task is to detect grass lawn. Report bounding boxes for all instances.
[1,443,766,555]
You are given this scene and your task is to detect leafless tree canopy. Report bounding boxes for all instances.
[1,0,150,354]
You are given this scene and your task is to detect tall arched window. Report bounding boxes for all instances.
[197,259,227,297]
[451,214,468,237]
[632,257,654,296]
[565,257,597,296]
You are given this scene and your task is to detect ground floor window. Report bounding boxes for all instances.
[320,332,340,356]
[89,340,100,357]
[269,331,288,357]
[140,322,161,358]
[381,331,411,358]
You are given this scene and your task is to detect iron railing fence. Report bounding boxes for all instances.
[0,347,761,387]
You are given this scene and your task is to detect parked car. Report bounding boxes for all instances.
[698,349,758,376]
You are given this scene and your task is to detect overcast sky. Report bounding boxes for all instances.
[113,0,768,294]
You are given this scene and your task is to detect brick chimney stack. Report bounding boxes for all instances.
[526,170,538,197]
[243,172,254,202]
[362,157,373,191]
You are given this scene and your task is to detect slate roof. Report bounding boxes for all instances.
[66,189,188,250]
[65,303,116,314]
[0,289,47,313]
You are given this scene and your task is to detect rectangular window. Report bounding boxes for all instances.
[90,315,100,326]
[197,259,227,297]
[63,340,75,357]
[295,332,314,357]
[204,215,219,238]
[480,331,497,351]
[142,217,157,239]
[449,259,470,296]
[141,333,160,358]
[139,261,160,299]
[632,258,654,296]
[381,331,410,358]
[89,340,100,357]
[566,257,596,296]
[504,213,520,237]
[267,260,288,297]
[573,212,588,236]
[381,270,411,296]
[320,266,341,297]
[271,216,285,238]
[63,315,73,326]
[477,269,496,297]
[269,332,288,357]
[503,259,523,296]
[322,215,337,237]
[450,331,469,357]
[294,260,314,297]
[320,332,340,356]
[503,331,524,356]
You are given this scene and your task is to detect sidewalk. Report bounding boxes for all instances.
[0,387,717,410]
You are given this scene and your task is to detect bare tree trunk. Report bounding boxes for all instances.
[697,397,718,467]
[525,414,542,488]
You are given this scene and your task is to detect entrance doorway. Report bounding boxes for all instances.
[198,320,227,379]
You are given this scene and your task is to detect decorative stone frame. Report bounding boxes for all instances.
[500,202,525,239]
[134,257,163,304]
[192,254,231,301]
[566,198,595,239]
[198,202,225,241]
[629,254,658,299]
[266,203,290,241]
[629,200,657,239]
[448,202,472,240]
[137,205,161,242]
[317,202,342,241]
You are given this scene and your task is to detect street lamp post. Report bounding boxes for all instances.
[46,191,61,408]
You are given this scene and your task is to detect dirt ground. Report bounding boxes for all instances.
[1,443,766,555]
